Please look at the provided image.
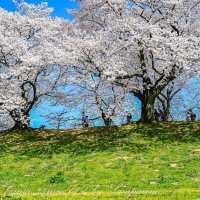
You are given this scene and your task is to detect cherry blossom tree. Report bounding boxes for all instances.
[13,0,54,18]
[154,73,190,121]
[1,0,200,131]
[73,0,200,122]
[0,3,74,130]
[170,77,200,120]
[50,65,135,127]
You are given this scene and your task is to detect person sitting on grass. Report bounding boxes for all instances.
[39,125,46,130]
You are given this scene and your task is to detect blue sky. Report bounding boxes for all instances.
[0,0,79,19]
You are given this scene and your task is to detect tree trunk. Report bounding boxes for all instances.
[10,109,30,130]
[140,91,156,123]
[157,92,173,121]
[12,120,28,130]
[162,100,171,121]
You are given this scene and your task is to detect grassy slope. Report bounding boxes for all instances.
[0,122,200,199]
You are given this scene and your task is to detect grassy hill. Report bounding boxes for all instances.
[0,122,200,199]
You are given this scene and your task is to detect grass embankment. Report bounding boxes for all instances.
[0,122,200,199]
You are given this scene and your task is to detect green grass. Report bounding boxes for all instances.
[0,122,200,199]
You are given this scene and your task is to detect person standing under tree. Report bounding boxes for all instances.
[81,112,86,127]
[84,116,90,127]
[105,115,110,126]
[154,109,160,121]
[81,112,90,127]
[191,111,197,121]
[158,109,166,121]
[186,109,193,121]
[127,113,132,124]
[104,114,112,127]
[108,116,112,126]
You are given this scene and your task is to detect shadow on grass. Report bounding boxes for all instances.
[0,122,200,158]
[20,126,144,158]
[136,122,200,142]
[0,126,147,158]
